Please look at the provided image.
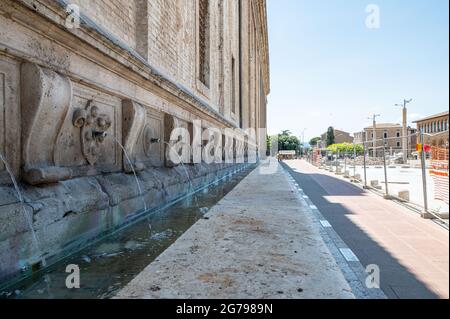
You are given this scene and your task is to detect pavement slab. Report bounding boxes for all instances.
[115,162,355,299]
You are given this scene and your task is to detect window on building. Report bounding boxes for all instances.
[384,131,388,139]
[397,141,401,147]
[396,131,400,138]
[198,0,210,88]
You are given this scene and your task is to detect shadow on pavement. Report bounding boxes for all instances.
[281,161,440,299]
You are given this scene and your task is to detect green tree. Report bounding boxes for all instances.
[327,143,364,155]
[309,137,321,147]
[326,127,335,146]
[266,135,272,155]
[276,131,300,151]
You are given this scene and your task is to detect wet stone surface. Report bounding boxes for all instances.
[0,168,252,299]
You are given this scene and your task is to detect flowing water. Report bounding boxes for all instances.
[0,165,252,299]
[163,141,199,207]
[0,153,54,297]
[0,154,45,265]
[113,137,148,212]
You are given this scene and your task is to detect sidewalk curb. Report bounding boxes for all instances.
[281,165,387,299]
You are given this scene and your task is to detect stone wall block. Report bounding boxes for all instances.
[60,177,110,213]
[0,186,21,206]
[34,208,109,257]
[95,173,144,206]
[21,62,73,185]
[0,56,21,183]
[0,203,33,242]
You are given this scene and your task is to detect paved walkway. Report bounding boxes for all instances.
[283,160,449,299]
[116,162,354,299]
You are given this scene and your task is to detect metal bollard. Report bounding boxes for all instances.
[329,151,332,171]
[344,151,347,173]
[363,142,368,189]
[382,138,390,199]
[335,150,339,172]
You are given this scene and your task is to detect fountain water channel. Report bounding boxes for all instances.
[0,151,253,299]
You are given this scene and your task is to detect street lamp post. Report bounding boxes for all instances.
[395,99,412,164]
[301,128,307,158]
[368,114,381,158]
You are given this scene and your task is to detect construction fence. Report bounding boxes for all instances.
[307,131,449,226]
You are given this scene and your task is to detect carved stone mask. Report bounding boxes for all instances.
[72,100,111,165]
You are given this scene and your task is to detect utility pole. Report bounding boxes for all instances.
[395,99,412,164]
[301,128,307,157]
[368,114,381,158]
[419,129,430,218]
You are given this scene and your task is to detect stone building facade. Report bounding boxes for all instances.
[354,123,417,157]
[353,131,365,145]
[413,111,449,147]
[0,0,270,283]
[319,129,353,148]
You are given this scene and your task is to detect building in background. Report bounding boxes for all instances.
[353,131,365,145]
[354,123,417,157]
[318,129,353,148]
[413,111,449,147]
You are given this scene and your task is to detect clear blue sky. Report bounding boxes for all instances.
[266,0,449,142]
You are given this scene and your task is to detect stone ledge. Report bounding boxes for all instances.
[116,162,354,299]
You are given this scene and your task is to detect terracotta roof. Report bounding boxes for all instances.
[412,111,449,123]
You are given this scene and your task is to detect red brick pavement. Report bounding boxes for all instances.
[285,160,449,299]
